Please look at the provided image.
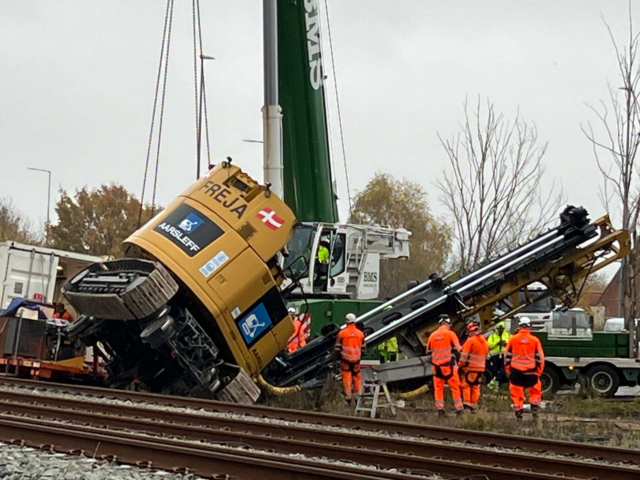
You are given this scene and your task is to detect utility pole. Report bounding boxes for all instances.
[26,167,51,244]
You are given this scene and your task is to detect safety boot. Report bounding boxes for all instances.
[437,410,446,418]
[346,397,352,407]
[515,410,523,422]
[531,404,540,419]
[455,409,464,418]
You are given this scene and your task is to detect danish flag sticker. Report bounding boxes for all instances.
[257,207,285,230]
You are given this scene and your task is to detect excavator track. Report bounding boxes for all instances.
[62,259,178,321]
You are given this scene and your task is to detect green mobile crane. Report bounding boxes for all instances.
[270,1,410,335]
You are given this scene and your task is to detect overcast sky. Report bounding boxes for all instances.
[0,1,636,249]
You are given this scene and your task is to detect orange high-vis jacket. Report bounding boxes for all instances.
[459,334,489,372]
[288,318,307,353]
[426,324,461,366]
[505,329,545,375]
[335,324,365,363]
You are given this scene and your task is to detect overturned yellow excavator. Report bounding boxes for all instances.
[64,161,297,403]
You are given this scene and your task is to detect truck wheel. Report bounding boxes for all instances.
[540,367,560,395]
[587,365,620,398]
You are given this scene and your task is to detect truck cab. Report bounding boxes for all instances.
[511,282,556,330]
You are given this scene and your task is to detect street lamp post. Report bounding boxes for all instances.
[26,167,51,243]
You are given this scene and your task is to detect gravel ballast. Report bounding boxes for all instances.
[2,384,638,471]
[0,442,205,480]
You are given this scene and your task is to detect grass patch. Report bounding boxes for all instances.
[259,379,640,449]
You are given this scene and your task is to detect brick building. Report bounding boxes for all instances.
[597,264,638,318]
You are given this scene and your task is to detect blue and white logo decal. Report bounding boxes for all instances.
[237,303,272,345]
[199,251,229,278]
[178,213,203,233]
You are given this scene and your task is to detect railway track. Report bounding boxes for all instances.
[0,377,638,479]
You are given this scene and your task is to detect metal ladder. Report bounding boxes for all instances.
[355,378,396,418]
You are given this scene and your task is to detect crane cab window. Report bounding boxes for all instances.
[284,225,346,292]
[328,232,346,278]
[314,230,346,292]
[284,225,314,278]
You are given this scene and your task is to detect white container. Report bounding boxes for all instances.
[0,241,104,313]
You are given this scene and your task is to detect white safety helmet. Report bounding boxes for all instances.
[288,307,297,315]
[518,316,532,327]
[345,313,357,324]
[438,314,451,324]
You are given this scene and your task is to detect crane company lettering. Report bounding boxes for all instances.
[363,272,378,283]
[304,0,323,91]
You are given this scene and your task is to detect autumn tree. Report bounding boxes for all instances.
[576,272,609,312]
[437,98,563,273]
[0,198,42,244]
[582,4,640,339]
[350,173,450,298]
[47,184,156,258]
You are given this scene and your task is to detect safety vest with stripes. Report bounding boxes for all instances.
[288,318,307,353]
[505,329,545,374]
[335,324,365,363]
[426,325,461,366]
[459,334,489,372]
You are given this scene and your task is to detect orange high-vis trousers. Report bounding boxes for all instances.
[509,379,542,411]
[433,365,463,412]
[341,361,362,399]
[460,371,482,410]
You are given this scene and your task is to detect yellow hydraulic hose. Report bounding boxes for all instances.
[255,375,301,396]
[397,384,429,400]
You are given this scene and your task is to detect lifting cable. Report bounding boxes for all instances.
[192,0,212,179]
[323,0,353,219]
[139,0,175,225]
[317,3,337,192]
[150,0,175,217]
[191,0,201,179]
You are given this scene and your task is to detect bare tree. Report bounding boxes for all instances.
[437,98,563,273]
[582,4,640,337]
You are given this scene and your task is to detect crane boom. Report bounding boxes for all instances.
[278,0,338,223]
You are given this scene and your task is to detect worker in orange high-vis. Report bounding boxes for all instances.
[334,313,365,404]
[287,307,307,353]
[426,314,464,417]
[504,317,545,421]
[459,322,489,413]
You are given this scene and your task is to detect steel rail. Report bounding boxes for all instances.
[0,415,430,480]
[0,377,637,467]
[0,394,637,480]
[2,404,607,480]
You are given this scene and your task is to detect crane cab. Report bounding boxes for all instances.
[284,223,410,300]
